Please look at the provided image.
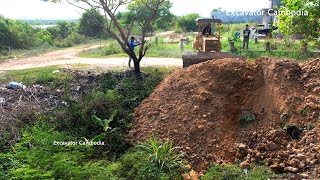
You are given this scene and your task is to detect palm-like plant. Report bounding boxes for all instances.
[137,138,185,171]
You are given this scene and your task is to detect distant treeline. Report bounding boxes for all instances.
[0,15,90,53]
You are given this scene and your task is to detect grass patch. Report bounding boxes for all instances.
[0,66,71,87]
[0,124,183,179]
[202,164,275,180]
[79,38,317,61]
[0,45,58,61]
[79,39,194,58]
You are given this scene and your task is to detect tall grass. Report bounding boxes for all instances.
[202,164,275,180]
[136,138,185,171]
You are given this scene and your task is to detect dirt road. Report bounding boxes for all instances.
[0,44,182,71]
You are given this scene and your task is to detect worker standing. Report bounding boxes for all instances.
[128,36,140,68]
[243,24,251,50]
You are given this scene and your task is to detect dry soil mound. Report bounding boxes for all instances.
[129,57,320,177]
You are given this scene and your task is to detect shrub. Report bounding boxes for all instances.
[66,32,88,45]
[34,29,54,46]
[240,111,256,125]
[175,13,200,32]
[101,41,124,56]
[54,39,74,48]
[137,138,185,171]
[119,142,184,180]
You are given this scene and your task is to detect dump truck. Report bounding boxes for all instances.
[182,17,244,67]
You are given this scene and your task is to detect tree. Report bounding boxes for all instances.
[56,21,77,39]
[153,0,175,30]
[175,13,200,32]
[79,8,106,38]
[116,0,174,33]
[34,29,54,46]
[0,16,36,49]
[51,0,165,77]
[278,0,320,46]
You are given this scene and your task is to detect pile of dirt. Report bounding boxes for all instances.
[129,57,320,178]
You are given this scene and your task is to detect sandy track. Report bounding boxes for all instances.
[0,44,182,71]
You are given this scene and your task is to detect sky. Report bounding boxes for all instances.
[0,0,269,20]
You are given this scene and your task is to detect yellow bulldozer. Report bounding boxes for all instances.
[182,17,243,67]
[193,18,222,52]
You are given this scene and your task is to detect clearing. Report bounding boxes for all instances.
[0,44,182,71]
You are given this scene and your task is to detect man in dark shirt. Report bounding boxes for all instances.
[202,23,212,35]
[243,24,251,50]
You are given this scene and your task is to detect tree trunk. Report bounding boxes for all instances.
[133,58,141,78]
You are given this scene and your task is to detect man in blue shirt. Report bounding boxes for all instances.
[128,36,140,68]
[243,24,251,50]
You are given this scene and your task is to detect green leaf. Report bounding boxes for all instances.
[91,133,106,142]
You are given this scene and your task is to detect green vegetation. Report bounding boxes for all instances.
[0,122,183,179]
[0,66,70,86]
[202,164,275,180]
[137,138,185,172]
[79,8,106,38]
[0,66,184,179]
[79,35,316,61]
[0,16,92,60]
[116,0,175,33]
[278,0,320,44]
[175,13,200,32]
[240,111,256,124]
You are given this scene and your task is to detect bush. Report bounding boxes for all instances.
[34,29,54,46]
[119,141,184,180]
[136,138,185,172]
[101,41,124,55]
[66,32,88,45]
[175,13,200,32]
[54,39,74,48]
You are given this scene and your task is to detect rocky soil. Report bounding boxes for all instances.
[129,57,320,179]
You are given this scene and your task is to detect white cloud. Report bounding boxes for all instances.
[0,0,83,19]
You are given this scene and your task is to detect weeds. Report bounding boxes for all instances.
[300,109,308,116]
[202,164,275,180]
[240,111,256,125]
